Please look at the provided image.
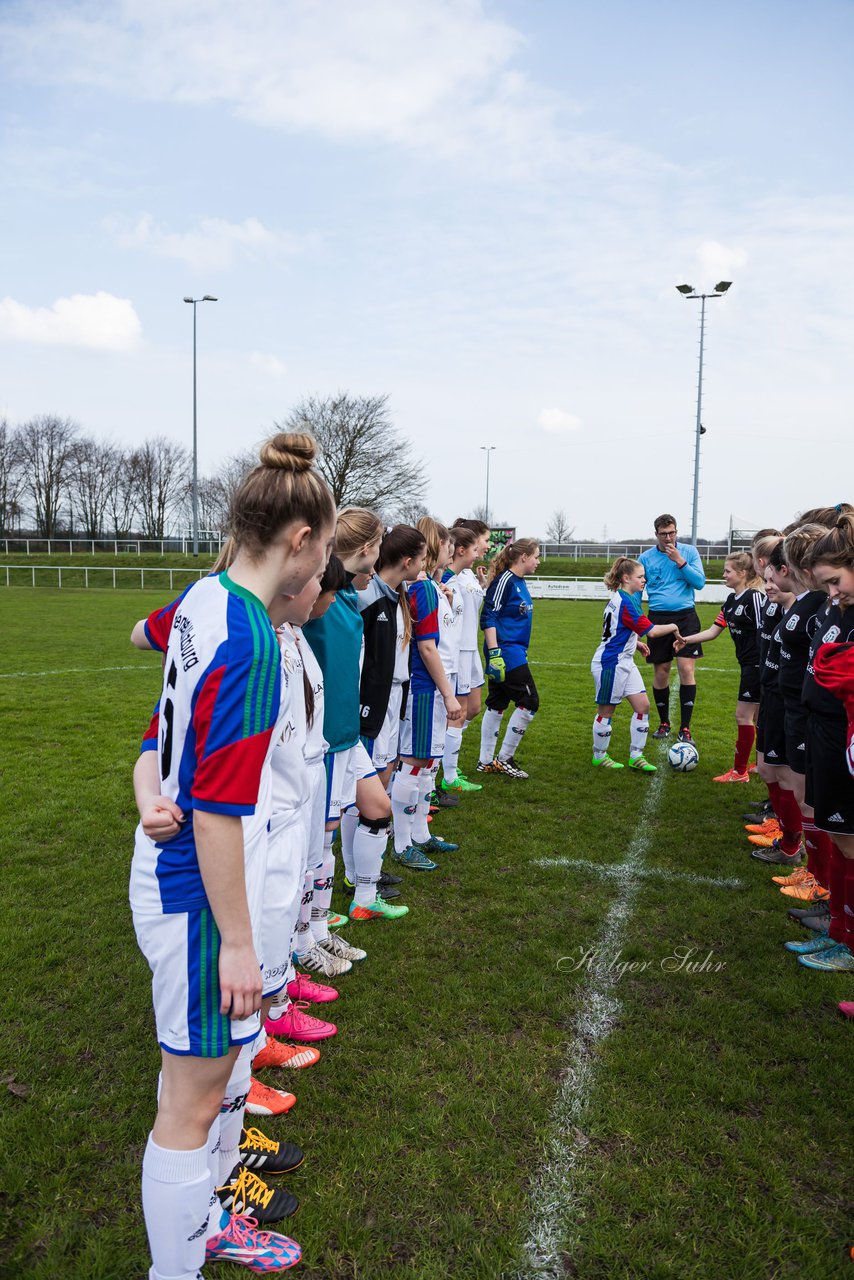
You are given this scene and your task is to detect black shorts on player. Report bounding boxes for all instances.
[783,703,808,776]
[485,662,539,714]
[737,663,761,703]
[645,608,703,663]
[759,689,787,766]
[805,715,854,836]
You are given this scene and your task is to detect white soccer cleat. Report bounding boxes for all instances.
[319,932,367,963]
[295,942,352,977]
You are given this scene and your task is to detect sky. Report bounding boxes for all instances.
[1,0,853,540]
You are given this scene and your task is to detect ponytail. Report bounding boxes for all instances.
[487,537,539,583]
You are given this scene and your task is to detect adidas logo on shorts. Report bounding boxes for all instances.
[766,750,778,758]
[827,812,844,823]
[797,742,805,751]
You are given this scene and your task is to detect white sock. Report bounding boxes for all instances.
[339,808,358,884]
[442,726,463,784]
[391,769,419,852]
[411,768,433,845]
[294,865,315,956]
[142,1134,210,1279]
[498,706,534,762]
[593,714,612,759]
[480,709,503,763]
[629,712,650,759]
[352,817,388,905]
[310,830,335,943]
[218,1045,252,1184]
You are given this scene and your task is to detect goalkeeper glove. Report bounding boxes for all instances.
[486,647,505,681]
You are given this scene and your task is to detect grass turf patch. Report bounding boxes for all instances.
[0,593,849,1278]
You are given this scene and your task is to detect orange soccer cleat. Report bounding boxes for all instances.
[252,1036,320,1071]
[778,879,830,903]
[744,818,782,836]
[771,865,813,886]
[713,768,751,784]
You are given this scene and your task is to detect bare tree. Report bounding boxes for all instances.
[0,419,26,535]
[68,437,116,537]
[15,414,79,536]
[134,437,191,538]
[546,509,574,544]
[103,445,139,539]
[278,393,427,518]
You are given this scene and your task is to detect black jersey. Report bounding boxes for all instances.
[802,600,854,719]
[777,590,827,704]
[714,588,763,667]
[758,599,783,671]
[761,603,786,690]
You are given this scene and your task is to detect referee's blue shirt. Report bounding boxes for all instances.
[639,542,705,611]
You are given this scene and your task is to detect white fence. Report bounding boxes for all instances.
[1,566,730,602]
[0,537,224,556]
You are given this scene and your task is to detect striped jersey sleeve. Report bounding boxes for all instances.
[619,593,654,636]
[408,579,440,644]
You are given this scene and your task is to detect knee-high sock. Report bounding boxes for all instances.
[498,706,534,761]
[802,819,823,884]
[592,714,612,759]
[629,712,649,759]
[352,817,388,906]
[339,808,358,884]
[411,767,434,845]
[844,855,854,952]
[678,683,697,730]
[828,843,848,946]
[480,708,503,763]
[294,864,315,956]
[770,784,803,855]
[653,686,670,726]
[734,724,755,773]
[218,1044,252,1184]
[142,1135,210,1280]
[310,829,336,943]
[391,768,420,853]
[442,726,463,783]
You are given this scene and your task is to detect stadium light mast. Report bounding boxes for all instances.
[675,280,732,546]
[480,445,496,523]
[183,294,218,557]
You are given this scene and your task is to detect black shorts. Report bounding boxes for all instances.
[646,608,703,663]
[485,662,540,714]
[805,715,854,835]
[759,688,787,765]
[738,664,761,704]
[783,703,808,777]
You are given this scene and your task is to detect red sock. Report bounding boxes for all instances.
[828,844,848,945]
[802,820,823,883]
[773,787,803,855]
[844,856,854,952]
[734,725,756,774]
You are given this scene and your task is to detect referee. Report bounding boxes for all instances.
[639,513,706,743]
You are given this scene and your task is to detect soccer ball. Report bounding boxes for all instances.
[668,741,699,772]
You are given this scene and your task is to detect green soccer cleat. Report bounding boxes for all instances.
[627,756,657,773]
[441,774,483,793]
[348,898,410,921]
[393,844,439,871]
[591,754,624,770]
[415,834,459,854]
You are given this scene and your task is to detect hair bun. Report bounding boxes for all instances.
[259,432,317,474]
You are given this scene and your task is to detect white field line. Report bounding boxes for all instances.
[514,744,670,1280]
[0,665,154,679]
[535,856,745,891]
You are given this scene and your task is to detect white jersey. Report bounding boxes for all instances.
[130,572,285,915]
[270,625,310,817]
[436,575,463,675]
[453,567,485,652]
[393,600,411,684]
[296,626,327,766]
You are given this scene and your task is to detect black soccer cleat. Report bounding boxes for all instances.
[239,1127,305,1176]
[652,723,671,739]
[218,1162,299,1223]
[677,727,695,744]
[378,870,403,887]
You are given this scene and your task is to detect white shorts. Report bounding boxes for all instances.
[456,650,485,696]
[324,741,376,822]
[591,658,645,706]
[370,683,404,770]
[400,688,446,760]
[261,805,310,997]
[133,832,266,1057]
[304,757,327,872]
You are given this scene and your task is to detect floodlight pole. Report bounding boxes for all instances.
[481,446,496,523]
[183,294,218,557]
[676,281,732,546]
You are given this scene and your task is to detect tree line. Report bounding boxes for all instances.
[0,394,429,539]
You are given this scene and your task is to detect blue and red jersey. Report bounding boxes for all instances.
[407,578,441,693]
[592,590,653,668]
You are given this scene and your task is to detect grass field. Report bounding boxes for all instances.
[0,590,850,1279]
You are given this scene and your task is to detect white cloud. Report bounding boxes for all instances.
[697,239,749,280]
[104,213,306,272]
[0,291,141,350]
[0,0,567,173]
[250,352,287,378]
[538,408,582,434]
